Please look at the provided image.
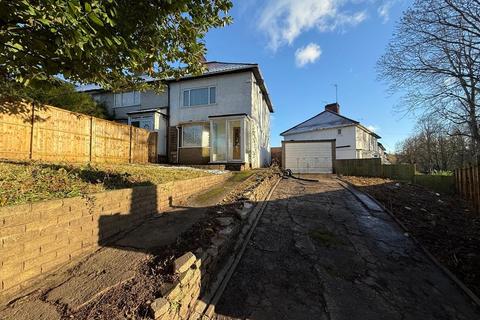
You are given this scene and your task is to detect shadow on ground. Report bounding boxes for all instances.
[2,177,480,320]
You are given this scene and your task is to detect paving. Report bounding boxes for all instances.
[214,176,480,320]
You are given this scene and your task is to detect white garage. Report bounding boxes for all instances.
[282,140,335,174]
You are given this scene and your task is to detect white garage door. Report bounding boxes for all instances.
[284,142,333,174]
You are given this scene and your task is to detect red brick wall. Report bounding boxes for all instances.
[0,173,231,301]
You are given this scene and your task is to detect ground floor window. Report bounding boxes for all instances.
[128,116,154,130]
[182,124,209,148]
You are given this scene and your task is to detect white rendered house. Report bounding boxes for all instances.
[78,62,273,168]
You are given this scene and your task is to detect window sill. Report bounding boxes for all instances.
[113,104,141,109]
[181,103,217,109]
[179,146,210,149]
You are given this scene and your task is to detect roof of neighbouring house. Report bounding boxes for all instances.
[280,110,381,139]
[75,61,274,112]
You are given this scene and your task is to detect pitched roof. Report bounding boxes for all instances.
[280,110,359,136]
[75,61,274,112]
[281,110,382,139]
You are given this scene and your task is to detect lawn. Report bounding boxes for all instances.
[0,161,215,207]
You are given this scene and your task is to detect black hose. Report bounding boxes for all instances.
[281,169,319,182]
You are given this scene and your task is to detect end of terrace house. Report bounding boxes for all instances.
[77,61,274,169]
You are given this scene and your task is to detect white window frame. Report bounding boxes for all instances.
[181,124,209,148]
[183,86,216,107]
[114,91,141,108]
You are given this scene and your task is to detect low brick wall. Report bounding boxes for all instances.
[151,172,281,320]
[0,173,231,301]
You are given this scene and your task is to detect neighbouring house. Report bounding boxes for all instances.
[280,103,386,173]
[77,61,273,169]
[377,142,390,164]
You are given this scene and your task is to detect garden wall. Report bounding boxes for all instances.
[150,172,281,320]
[0,173,231,300]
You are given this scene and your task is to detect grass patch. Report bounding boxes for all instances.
[229,170,255,182]
[192,170,255,205]
[309,228,344,247]
[0,161,213,207]
[194,186,228,204]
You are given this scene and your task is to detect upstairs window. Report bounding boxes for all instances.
[114,91,141,107]
[337,128,342,135]
[183,87,216,107]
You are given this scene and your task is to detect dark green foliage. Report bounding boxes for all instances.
[24,80,110,118]
[0,0,233,98]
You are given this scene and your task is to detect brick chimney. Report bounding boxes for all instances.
[325,103,340,114]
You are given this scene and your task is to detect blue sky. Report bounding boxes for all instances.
[204,0,414,152]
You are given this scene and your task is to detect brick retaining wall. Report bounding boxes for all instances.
[0,173,231,301]
[150,173,281,320]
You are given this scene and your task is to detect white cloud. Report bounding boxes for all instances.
[258,0,369,51]
[367,125,380,132]
[377,1,395,23]
[295,43,322,67]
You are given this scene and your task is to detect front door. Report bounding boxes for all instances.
[228,120,242,161]
[232,127,241,160]
[210,118,244,163]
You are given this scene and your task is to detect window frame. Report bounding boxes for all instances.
[182,86,217,107]
[181,124,209,148]
[114,91,141,108]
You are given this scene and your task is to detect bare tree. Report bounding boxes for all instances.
[396,114,472,171]
[379,0,480,162]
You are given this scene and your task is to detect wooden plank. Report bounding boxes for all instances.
[0,101,33,160]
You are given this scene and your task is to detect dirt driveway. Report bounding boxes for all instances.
[214,176,480,320]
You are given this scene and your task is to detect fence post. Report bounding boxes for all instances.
[128,126,133,164]
[470,165,475,203]
[473,165,479,214]
[456,168,459,195]
[89,116,93,163]
[29,102,35,160]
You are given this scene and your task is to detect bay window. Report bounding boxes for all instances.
[182,124,209,147]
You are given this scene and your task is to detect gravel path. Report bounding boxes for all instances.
[213,177,480,320]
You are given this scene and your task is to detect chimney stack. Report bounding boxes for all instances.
[325,103,340,114]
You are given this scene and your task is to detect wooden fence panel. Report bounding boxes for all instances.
[0,102,33,160]
[131,127,156,164]
[455,164,480,214]
[335,158,382,177]
[31,105,91,162]
[335,158,415,181]
[92,118,131,164]
[148,131,158,163]
[0,102,157,164]
[381,164,415,181]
